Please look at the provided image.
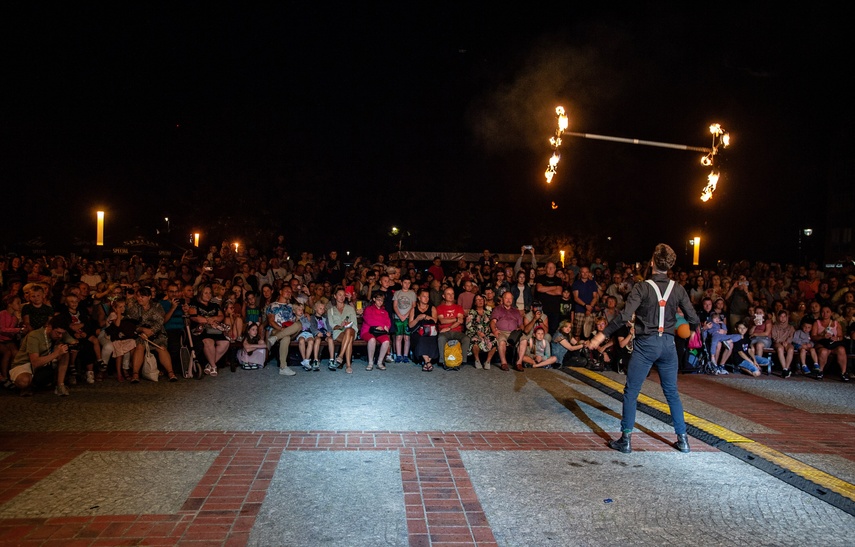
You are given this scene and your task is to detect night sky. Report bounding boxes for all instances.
[2,4,849,264]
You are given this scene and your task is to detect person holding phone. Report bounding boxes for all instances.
[9,316,77,396]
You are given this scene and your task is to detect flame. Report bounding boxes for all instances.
[709,123,723,136]
[551,201,558,209]
[549,153,560,168]
[721,133,730,147]
[700,171,719,202]
[545,169,554,184]
[700,154,713,166]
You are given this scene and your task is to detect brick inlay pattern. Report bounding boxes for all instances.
[0,430,710,546]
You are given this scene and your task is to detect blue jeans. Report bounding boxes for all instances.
[621,334,686,435]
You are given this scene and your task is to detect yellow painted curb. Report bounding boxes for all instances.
[569,367,855,502]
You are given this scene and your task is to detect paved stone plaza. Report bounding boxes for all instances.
[1,361,853,546]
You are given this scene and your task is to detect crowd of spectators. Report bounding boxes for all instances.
[1,239,854,396]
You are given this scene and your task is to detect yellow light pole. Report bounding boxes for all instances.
[692,237,701,266]
[96,211,105,246]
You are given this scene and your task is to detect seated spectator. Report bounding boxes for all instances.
[127,287,178,383]
[408,289,439,372]
[222,300,243,344]
[520,325,558,368]
[9,315,76,396]
[436,287,470,368]
[293,303,317,371]
[490,291,525,371]
[265,285,301,377]
[0,294,24,384]
[236,322,267,370]
[811,305,849,381]
[309,301,334,370]
[551,319,585,368]
[689,275,706,307]
[22,284,54,332]
[770,310,796,377]
[327,288,358,373]
[189,285,228,378]
[55,293,104,385]
[748,306,772,358]
[792,318,818,375]
[725,275,754,329]
[466,294,496,369]
[729,321,769,377]
[361,291,392,370]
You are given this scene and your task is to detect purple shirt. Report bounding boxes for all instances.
[491,305,523,332]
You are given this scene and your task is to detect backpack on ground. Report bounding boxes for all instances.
[443,340,463,370]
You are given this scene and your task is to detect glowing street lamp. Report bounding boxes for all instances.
[559,250,565,268]
[691,237,701,266]
[96,211,105,246]
[193,233,200,247]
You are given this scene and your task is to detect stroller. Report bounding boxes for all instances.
[179,317,204,379]
[683,329,718,375]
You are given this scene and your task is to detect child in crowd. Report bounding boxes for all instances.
[521,326,558,368]
[236,322,266,370]
[392,278,415,363]
[792,318,818,375]
[310,301,333,370]
[770,310,795,377]
[731,322,770,377]
[293,304,316,371]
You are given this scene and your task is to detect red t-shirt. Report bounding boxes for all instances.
[436,303,464,332]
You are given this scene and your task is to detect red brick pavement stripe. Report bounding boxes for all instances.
[675,375,855,459]
[0,430,711,546]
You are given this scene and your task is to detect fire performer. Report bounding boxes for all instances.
[586,244,699,454]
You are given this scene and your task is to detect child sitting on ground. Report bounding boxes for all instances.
[521,326,558,368]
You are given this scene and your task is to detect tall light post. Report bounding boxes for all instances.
[691,236,701,266]
[96,211,105,246]
[798,228,813,265]
[164,217,170,233]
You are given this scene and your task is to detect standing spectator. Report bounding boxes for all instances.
[725,274,754,329]
[535,261,564,332]
[571,267,599,339]
[392,278,416,363]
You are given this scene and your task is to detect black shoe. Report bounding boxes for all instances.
[782,369,792,379]
[842,372,850,382]
[675,434,690,453]
[815,371,824,380]
[608,433,632,453]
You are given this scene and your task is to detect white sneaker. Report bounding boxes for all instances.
[85,371,95,384]
[266,335,277,349]
[385,354,395,363]
[301,359,312,371]
[474,361,483,370]
[54,384,69,396]
[279,365,296,376]
[484,362,491,370]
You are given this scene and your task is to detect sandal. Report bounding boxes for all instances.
[422,362,433,372]
[130,374,140,384]
[366,362,374,371]
[377,362,386,371]
[168,373,178,382]
[336,358,344,370]
[346,365,353,374]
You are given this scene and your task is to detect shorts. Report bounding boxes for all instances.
[393,318,409,336]
[815,340,845,350]
[363,332,391,345]
[750,336,772,347]
[9,363,33,383]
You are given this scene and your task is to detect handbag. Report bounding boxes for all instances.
[141,341,159,382]
[417,321,437,336]
[688,329,703,350]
